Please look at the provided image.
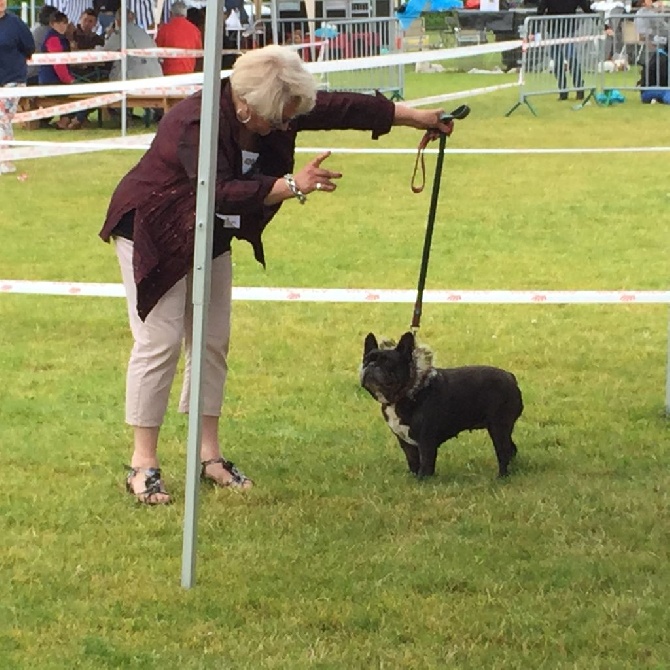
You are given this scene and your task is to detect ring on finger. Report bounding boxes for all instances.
[316,182,323,191]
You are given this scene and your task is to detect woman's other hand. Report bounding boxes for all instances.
[294,151,342,194]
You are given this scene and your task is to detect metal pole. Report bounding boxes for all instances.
[271,0,279,46]
[181,0,226,589]
[121,0,127,137]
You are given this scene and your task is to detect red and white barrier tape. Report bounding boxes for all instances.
[1,281,669,304]
[12,85,201,124]
[124,47,203,58]
[123,85,200,96]
[27,47,244,65]
[29,50,122,64]
[13,92,125,123]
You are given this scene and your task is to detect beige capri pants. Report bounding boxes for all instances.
[114,237,232,427]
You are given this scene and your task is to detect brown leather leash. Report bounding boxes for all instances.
[411,124,452,194]
[410,105,471,331]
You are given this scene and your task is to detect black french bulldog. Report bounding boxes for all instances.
[360,332,523,479]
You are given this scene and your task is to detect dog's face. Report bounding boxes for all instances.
[360,331,436,404]
[360,332,415,404]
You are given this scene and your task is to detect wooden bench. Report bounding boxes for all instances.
[18,93,190,130]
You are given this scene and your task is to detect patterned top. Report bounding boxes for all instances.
[100,82,395,320]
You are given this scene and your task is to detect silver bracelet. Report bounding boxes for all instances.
[283,173,307,205]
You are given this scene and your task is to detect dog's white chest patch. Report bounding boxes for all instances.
[383,405,418,446]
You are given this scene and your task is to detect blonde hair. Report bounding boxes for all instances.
[230,45,317,123]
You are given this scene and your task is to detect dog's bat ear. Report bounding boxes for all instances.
[397,331,415,356]
[364,333,378,355]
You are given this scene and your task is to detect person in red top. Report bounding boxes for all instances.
[155,0,203,75]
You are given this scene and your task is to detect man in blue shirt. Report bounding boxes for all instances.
[0,0,35,174]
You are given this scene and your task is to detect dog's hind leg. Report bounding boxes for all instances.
[397,438,420,474]
[487,423,516,477]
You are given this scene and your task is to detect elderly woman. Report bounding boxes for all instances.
[0,0,35,174]
[100,45,453,505]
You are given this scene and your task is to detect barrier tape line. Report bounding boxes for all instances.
[12,86,202,124]
[522,34,605,51]
[27,43,323,65]
[10,81,508,128]
[0,41,522,99]
[0,134,154,161]
[2,281,669,304]
[404,83,519,107]
[30,51,123,64]
[28,48,239,65]
[3,139,670,163]
[14,93,125,123]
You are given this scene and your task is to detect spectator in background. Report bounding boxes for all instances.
[105,9,162,80]
[0,0,35,174]
[27,4,57,84]
[93,0,120,33]
[635,0,670,65]
[186,5,205,33]
[156,1,203,76]
[639,46,669,102]
[38,10,89,129]
[635,0,664,41]
[73,8,104,49]
[536,0,594,100]
[186,6,205,71]
[72,8,109,84]
[96,0,158,33]
[105,8,162,122]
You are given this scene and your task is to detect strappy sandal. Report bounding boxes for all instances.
[125,466,172,505]
[200,457,253,489]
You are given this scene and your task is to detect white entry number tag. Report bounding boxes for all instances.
[215,214,241,229]
[241,150,259,174]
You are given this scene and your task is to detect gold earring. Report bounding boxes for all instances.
[236,108,251,124]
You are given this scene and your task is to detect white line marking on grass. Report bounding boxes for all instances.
[3,138,670,162]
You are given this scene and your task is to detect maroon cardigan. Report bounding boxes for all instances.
[100,81,395,320]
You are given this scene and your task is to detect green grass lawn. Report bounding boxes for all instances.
[1,70,669,669]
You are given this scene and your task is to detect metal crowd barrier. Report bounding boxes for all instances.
[600,11,670,103]
[506,14,605,116]
[259,17,404,99]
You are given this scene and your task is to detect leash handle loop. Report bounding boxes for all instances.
[410,123,452,194]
